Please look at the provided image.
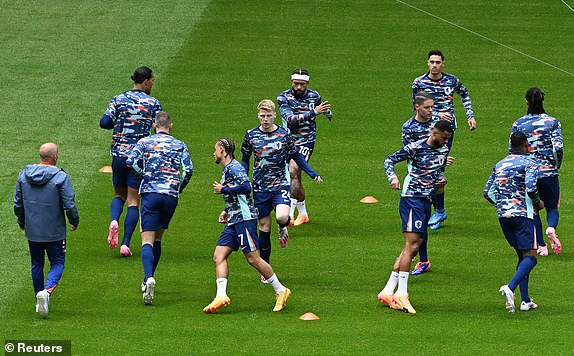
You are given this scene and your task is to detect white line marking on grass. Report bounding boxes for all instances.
[396,0,574,78]
[562,0,574,13]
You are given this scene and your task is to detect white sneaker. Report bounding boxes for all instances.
[520,300,538,311]
[499,285,515,313]
[36,290,50,318]
[143,277,156,305]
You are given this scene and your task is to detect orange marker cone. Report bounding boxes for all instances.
[299,312,320,320]
[360,196,378,203]
[98,166,113,173]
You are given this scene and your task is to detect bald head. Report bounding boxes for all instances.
[39,143,58,165]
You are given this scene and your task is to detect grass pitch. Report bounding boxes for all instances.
[1,0,573,354]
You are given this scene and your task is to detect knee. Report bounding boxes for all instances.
[276,214,289,226]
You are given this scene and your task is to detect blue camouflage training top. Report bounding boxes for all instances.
[102,89,162,157]
[384,139,449,198]
[221,159,258,225]
[412,72,474,129]
[241,126,296,192]
[127,132,192,197]
[483,153,540,219]
[401,115,440,146]
[277,88,322,145]
[511,113,563,178]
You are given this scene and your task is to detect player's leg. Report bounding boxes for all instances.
[534,213,547,256]
[429,187,447,230]
[28,240,46,294]
[150,194,177,276]
[274,186,291,247]
[204,227,237,313]
[109,157,129,249]
[289,159,304,224]
[412,230,431,275]
[393,232,422,314]
[539,177,561,254]
[255,192,273,264]
[120,179,141,256]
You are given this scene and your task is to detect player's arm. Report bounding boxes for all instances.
[525,163,544,209]
[100,99,116,129]
[240,132,252,175]
[13,177,25,229]
[552,121,563,169]
[179,147,194,194]
[401,126,412,147]
[287,134,321,181]
[454,78,476,129]
[217,166,252,195]
[277,94,318,126]
[483,170,496,205]
[126,141,144,175]
[384,145,413,189]
[59,174,80,229]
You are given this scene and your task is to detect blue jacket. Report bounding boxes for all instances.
[14,165,80,242]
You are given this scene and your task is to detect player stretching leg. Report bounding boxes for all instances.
[484,132,543,313]
[277,68,331,227]
[378,120,452,314]
[204,139,291,313]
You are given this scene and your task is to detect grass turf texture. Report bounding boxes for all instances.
[1,0,573,354]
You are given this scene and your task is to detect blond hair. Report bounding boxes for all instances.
[257,99,275,112]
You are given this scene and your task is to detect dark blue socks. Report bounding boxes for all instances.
[534,214,545,247]
[418,237,429,262]
[509,255,537,292]
[258,230,271,263]
[547,208,559,229]
[142,244,154,282]
[153,241,162,275]
[433,193,445,213]
[110,197,125,221]
[121,206,139,247]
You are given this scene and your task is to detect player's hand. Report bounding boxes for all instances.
[314,101,331,115]
[218,211,228,223]
[536,200,545,211]
[213,181,223,194]
[314,176,323,183]
[446,156,455,166]
[438,112,453,122]
[468,119,477,131]
[71,225,77,231]
[390,177,401,190]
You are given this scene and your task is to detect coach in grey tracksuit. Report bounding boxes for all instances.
[14,142,79,318]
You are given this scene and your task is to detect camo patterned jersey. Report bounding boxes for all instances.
[102,89,162,157]
[277,88,322,145]
[384,138,449,198]
[241,126,296,192]
[483,153,539,219]
[221,159,258,225]
[401,114,440,146]
[511,113,563,178]
[127,132,192,198]
[412,72,474,129]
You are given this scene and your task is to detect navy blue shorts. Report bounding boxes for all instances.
[499,217,537,251]
[254,186,290,218]
[141,193,178,231]
[399,197,431,234]
[112,157,142,189]
[537,176,560,209]
[217,220,259,253]
[295,142,315,162]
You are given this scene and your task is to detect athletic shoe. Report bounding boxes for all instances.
[289,216,295,227]
[36,290,50,318]
[120,245,132,257]
[429,222,441,230]
[393,294,416,314]
[411,261,431,275]
[203,296,230,313]
[140,282,146,293]
[499,284,515,313]
[108,220,119,249]
[377,291,401,309]
[293,214,309,227]
[143,277,156,305]
[273,288,291,312]
[520,300,538,311]
[278,226,289,248]
[546,227,562,255]
[537,245,549,256]
[260,275,269,284]
[428,211,447,226]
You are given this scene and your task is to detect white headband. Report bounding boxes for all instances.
[291,74,310,81]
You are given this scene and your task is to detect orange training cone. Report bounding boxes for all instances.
[299,312,320,320]
[360,196,378,203]
[98,166,113,173]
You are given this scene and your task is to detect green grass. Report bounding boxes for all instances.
[1,0,574,354]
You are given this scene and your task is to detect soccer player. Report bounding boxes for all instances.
[511,88,563,256]
[402,91,443,275]
[100,66,162,256]
[14,143,80,318]
[241,99,322,270]
[204,138,291,313]
[126,112,193,305]
[412,50,476,230]
[277,68,331,227]
[484,132,543,313]
[377,120,453,314]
